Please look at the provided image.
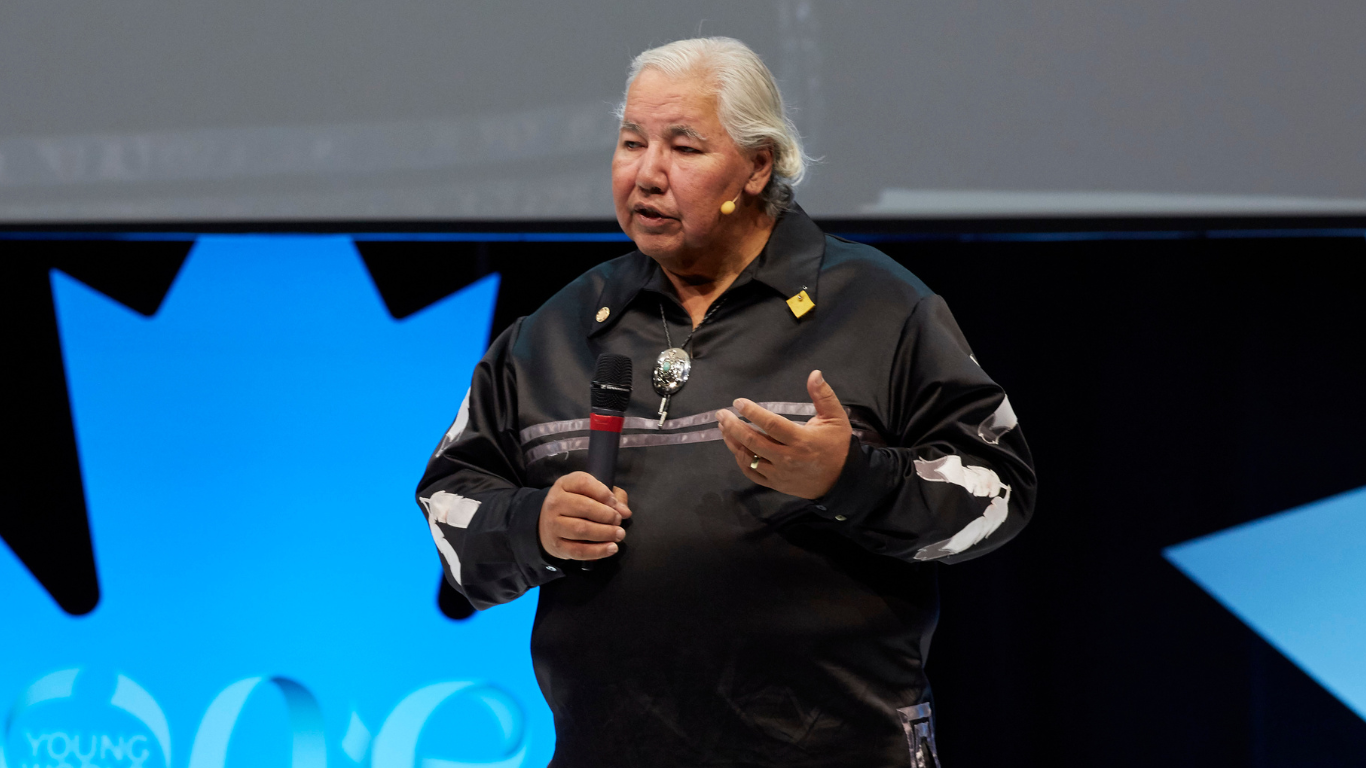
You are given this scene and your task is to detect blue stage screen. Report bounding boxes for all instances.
[1166,485,1366,721]
[0,236,552,768]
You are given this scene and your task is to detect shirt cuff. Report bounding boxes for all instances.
[810,436,900,523]
[508,486,567,582]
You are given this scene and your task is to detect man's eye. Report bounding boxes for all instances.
[675,146,701,154]
[623,140,643,149]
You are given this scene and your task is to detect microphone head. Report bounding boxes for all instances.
[591,353,634,411]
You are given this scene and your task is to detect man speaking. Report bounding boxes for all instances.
[416,37,1035,768]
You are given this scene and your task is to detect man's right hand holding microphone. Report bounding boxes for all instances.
[539,471,630,560]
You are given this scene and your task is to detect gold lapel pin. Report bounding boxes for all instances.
[596,306,611,322]
[786,290,814,319]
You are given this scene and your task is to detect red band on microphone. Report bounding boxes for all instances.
[590,413,625,433]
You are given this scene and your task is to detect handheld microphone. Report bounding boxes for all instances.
[584,353,632,571]
[588,353,633,487]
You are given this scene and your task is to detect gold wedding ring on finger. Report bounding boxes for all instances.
[750,454,762,470]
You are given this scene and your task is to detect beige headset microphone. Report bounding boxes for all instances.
[719,191,742,215]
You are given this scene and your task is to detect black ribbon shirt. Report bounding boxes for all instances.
[416,206,1037,768]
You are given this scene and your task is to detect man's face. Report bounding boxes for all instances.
[612,68,766,269]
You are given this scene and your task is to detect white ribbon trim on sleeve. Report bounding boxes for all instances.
[912,455,1012,560]
[419,490,482,585]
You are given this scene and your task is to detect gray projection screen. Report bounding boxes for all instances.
[1,0,1363,221]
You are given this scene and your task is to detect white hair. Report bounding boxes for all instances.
[619,37,809,218]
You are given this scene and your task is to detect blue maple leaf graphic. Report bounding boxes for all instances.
[1165,485,1366,721]
[0,236,552,767]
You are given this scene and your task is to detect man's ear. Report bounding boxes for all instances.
[746,146,775,196]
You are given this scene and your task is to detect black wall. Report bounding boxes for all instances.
[4,221,1365,766]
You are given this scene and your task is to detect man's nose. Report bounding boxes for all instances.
[636,142,668,194]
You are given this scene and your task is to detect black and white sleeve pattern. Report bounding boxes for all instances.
[415,319,563,610]
[814,295,1037,564]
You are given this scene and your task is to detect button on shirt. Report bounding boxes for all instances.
[416,206,1036,768]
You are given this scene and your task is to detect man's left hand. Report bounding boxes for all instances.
[716,370,852,499]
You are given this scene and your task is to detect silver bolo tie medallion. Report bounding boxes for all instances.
[652,347,692,427]
[652,296,725,428]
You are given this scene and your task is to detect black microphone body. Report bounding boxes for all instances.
[588,353,634,487]
[587,406,625,488]
[583,354,633,571]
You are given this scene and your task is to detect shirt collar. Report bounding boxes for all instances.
[746,203,825,304]
[589,204,826,337]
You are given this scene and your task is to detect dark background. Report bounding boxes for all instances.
[4,218,1365,766]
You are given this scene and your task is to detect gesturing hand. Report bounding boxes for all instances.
[539,471,631,560]
[716,370,852,499]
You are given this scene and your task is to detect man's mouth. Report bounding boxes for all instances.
[634,205,675,222]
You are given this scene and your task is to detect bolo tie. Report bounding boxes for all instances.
[652,296,728,427]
